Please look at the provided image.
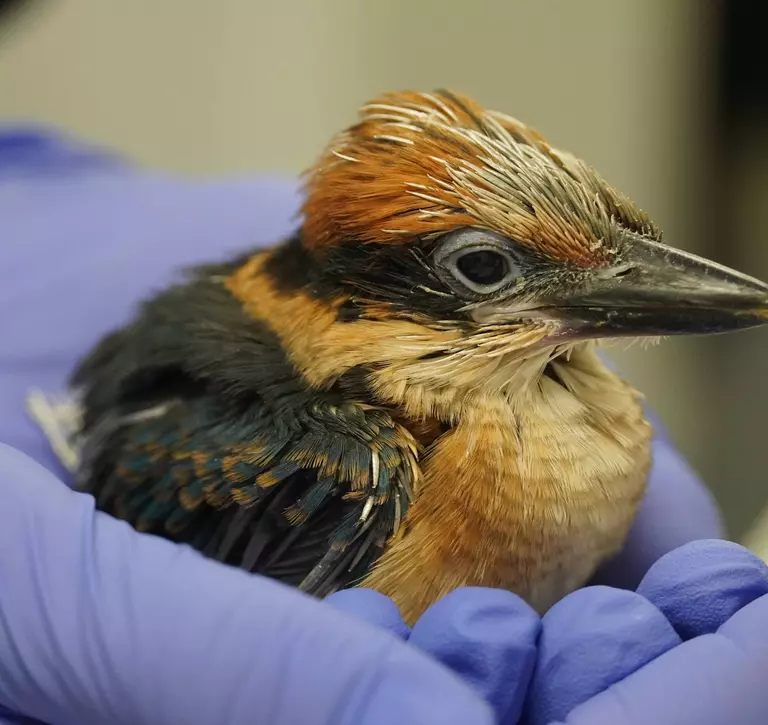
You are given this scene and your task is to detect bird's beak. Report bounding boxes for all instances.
[535,237,768,340]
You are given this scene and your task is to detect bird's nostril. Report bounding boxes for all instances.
[613,266,634,279]
[596,264,635,281]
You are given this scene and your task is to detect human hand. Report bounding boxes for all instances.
[523,539,768,724]
[0,442,527,725]
[8,446,762,725]
[323,541,768,725]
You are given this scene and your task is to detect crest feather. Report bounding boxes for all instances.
[302,89,659,268]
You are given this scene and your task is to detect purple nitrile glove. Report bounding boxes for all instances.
[1,127,760,725]
[523,540,768,725]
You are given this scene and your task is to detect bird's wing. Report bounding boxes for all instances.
[25,258,420,596]
[31,385,418,598]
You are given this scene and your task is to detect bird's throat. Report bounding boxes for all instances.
[360,357,652,624]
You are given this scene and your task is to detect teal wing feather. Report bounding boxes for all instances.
[77,394,418,597]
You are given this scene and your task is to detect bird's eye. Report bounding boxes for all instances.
[433,228,522,297]
[455,249,510,288]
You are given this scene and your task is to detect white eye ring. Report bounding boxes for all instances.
[434,229,522,296]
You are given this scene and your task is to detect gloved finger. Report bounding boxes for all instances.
[0,445,492,725]
[591,435,723,590]
[324,589,411,640]
[523,585,680,725]
[409,588,540,725]
[718,592,768,654]
[637,539,768,639]
[560,596,768,725]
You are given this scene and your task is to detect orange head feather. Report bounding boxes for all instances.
[301,89,659,268]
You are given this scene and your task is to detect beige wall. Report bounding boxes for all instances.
[5,2,752,532]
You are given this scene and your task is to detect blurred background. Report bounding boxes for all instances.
[1,1,767,554]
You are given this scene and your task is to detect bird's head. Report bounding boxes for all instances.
[247,89,768,419]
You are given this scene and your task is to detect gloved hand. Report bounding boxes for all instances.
[0,443,513,725]
[524,539,768,724]
[3,454,766,725]
[328,540,768,725]
[1,128,763,725]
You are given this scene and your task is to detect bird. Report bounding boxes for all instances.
[27,89,768,625]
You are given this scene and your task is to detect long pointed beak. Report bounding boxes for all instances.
[541,237,768,340]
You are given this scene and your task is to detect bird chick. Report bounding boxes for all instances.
[28,90,768,624]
